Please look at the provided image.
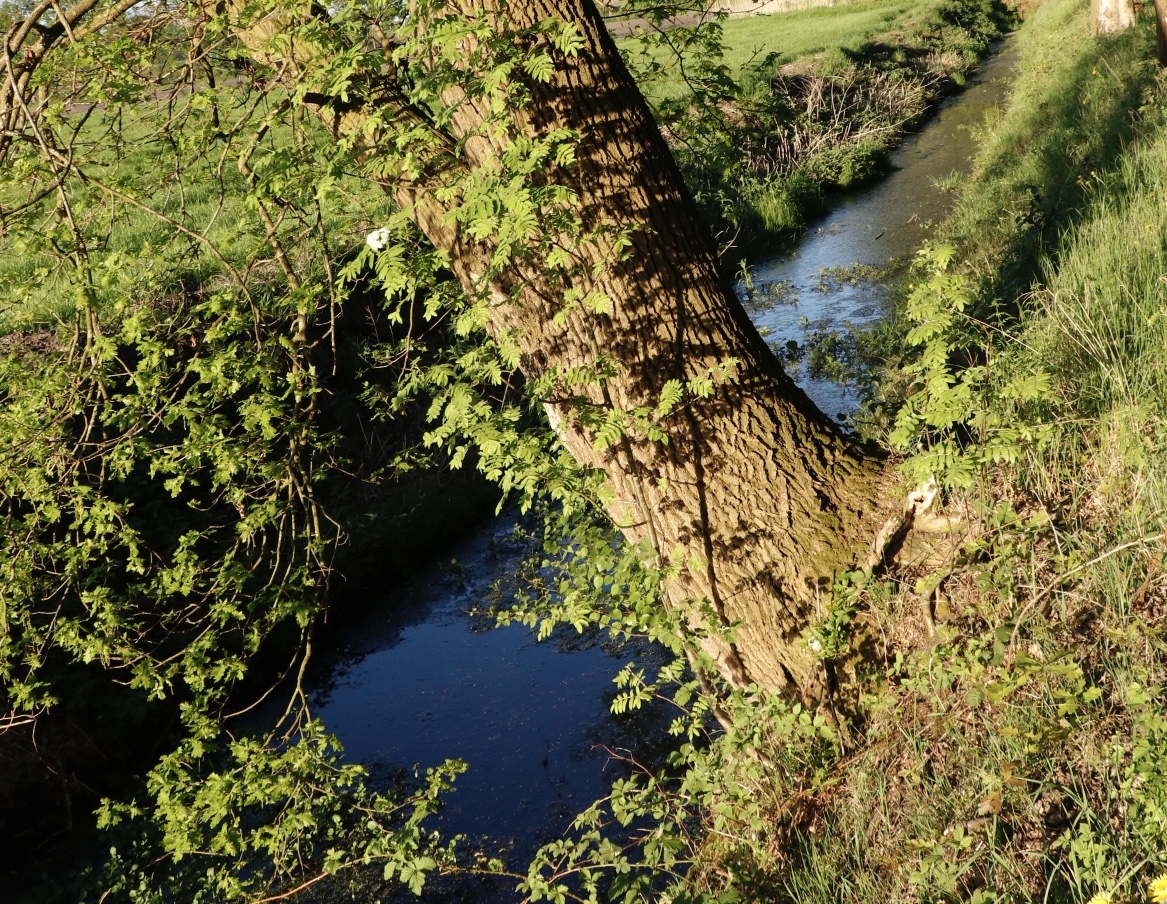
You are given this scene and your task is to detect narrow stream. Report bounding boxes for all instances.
[308,43,1017,903]
[745,44,1018,420]
[309,521,674,902]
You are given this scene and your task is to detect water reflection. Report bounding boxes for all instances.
[309,520,670,900]
[745,45,1019,420]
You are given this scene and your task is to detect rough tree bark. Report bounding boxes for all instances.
[1,0,887,696]
[1091,0,1136,34]
[379,0,885,695]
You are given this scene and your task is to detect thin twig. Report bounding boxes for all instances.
[1133,522,1167,608]
[1009,532,1165,652]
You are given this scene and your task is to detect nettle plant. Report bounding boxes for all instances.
[889,244,1054,491]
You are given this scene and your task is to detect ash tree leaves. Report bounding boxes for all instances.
[0,0,507,897]
[582,362,740,453]
[94,722,465,903]
[0,0,746,900]
[0,277,330,715]
[891,244,1053,489]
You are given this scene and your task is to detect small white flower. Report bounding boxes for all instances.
[366,227,391,251]
[808,637,823,654]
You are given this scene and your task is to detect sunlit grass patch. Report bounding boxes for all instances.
[0,91,381,335]
[941,0,1160,304]
[617,0,929,100]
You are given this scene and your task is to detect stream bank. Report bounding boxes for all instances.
[742,41,1019,420]
[302,37,1019,903]
[652,0,1019,256]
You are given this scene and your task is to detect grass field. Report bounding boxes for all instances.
[0,97,380,334]
[713,0,934,68]
[618,0,957,99]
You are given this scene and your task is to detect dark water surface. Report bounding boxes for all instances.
[744,44,1018,419]
[309,520,669,901]
[308,43,1018,903]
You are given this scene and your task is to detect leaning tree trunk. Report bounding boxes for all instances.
[4,0,888,694]
[208,0,886,693]
[383,0,884,695]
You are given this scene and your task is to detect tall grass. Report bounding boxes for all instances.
[1032,139,1167,420]
[942,0,1160,304]
[678,2,1167,901]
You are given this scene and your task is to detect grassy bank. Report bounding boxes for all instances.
[647,0,1167,900]
[619,0,941,95]
[619,0,1016,256]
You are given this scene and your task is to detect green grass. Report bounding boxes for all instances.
[941,0,1160,303]
[618,0,939,100]
[838,0,1167,898]
[0,93,381,334]
[712,0,926,71]
[670,2,1167,901]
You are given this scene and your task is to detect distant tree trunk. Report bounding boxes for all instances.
[1091,0,1136,34]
